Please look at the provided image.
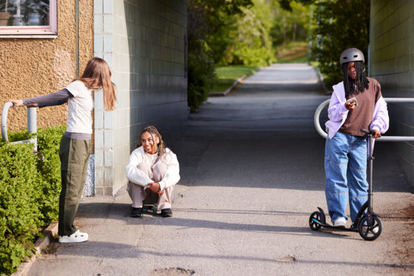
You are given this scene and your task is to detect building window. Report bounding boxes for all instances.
[0,0,57,35]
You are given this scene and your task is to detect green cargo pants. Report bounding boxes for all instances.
[58,136,91,236]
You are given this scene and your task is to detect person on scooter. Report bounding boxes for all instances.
[125,125,180,218]
[324,48,389,228]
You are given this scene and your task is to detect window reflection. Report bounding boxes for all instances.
[0,0,50,26]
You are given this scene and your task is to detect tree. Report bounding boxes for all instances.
[219,0,276,66]
[270,1,311,47]
[187,0,253,112]
[276,0,315,11]
[273,0,370,83]
[276,0,370,85]
[187,1,215,112]
[311,0,370,84]
[189,0,253,64]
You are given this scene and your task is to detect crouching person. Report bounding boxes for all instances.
[126,126,180,218]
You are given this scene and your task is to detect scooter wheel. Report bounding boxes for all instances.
[309,211,322,231]
[358,215,382,241]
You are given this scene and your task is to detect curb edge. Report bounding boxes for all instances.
[209,75,246,97]
[314,69,332,95]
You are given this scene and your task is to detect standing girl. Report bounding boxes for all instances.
[324,48,388,228]
[125,126,180,218]
[10,57,116,243]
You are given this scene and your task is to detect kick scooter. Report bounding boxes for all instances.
[309,129,382,241]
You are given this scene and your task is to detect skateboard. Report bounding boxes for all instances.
[142,203,158,215]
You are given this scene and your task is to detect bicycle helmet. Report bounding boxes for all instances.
[339,48,365,65]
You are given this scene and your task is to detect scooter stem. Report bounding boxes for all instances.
[366,132,374,224]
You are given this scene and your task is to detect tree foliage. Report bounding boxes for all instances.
[187,0,335,110]
[270,1,311,47]
[187,0,253,112]
[187,1,215,112]
[191,0,254,64]
[276,0,370,85]
[311,0,370,84]
[217,0,276,67]
[277,0,314,11]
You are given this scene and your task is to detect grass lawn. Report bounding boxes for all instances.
[211,65,258,93]
[275,42,309,63]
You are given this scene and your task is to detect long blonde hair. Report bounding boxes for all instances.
[79,57,117,111]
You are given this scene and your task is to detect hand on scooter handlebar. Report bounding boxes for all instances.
[361,128,381,139]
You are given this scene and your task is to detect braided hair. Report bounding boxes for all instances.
[136,125,167,160]
[341,61,369,98]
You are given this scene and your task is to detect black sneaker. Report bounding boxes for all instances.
[131,207,143,218]
[161,208,172,217]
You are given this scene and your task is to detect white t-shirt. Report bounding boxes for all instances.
[65,81,93,134]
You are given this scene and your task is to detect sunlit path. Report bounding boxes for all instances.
[28,63,414,276]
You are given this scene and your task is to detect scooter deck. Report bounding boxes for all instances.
[312,218,358,232]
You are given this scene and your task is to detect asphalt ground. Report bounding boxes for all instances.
[27,64,414,276]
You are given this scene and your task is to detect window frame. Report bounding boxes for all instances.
[0,0,57,36]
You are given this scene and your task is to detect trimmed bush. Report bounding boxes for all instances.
[0,125,65,276]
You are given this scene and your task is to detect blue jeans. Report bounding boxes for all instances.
[325,131,368,223]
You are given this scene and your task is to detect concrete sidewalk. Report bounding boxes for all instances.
[27,64,414,276]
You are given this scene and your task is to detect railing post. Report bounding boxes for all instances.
[27,107,37,134]
[1,103,37,151]
[1,102,14,142]
[27,107,37,152]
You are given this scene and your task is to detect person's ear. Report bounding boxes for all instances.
[155,136,160,145]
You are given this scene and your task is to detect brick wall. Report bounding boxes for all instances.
[93,0,188,195]
[370,0,414,185]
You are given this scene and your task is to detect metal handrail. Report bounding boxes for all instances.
[314,98,414,142]
[1,102,37,151]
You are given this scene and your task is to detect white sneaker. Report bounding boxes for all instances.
[333,217,347,227]
[59,230,88,243]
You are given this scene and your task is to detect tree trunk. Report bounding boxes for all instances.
[283,16,286,46]
[292,22,297,42]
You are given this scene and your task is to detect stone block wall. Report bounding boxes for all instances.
[370,0,414,185]
[93,0,188,195]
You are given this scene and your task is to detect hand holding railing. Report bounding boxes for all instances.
[1,102,37,151]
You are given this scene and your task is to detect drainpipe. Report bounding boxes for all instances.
[75,0,79,78]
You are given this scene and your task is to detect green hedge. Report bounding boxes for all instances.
[0,125,65,276]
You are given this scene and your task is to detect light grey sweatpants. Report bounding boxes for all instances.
[128,162,173,210]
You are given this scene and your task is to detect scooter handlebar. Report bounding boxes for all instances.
[360,128,376,135]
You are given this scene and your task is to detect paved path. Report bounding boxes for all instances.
[28,64,414,276]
